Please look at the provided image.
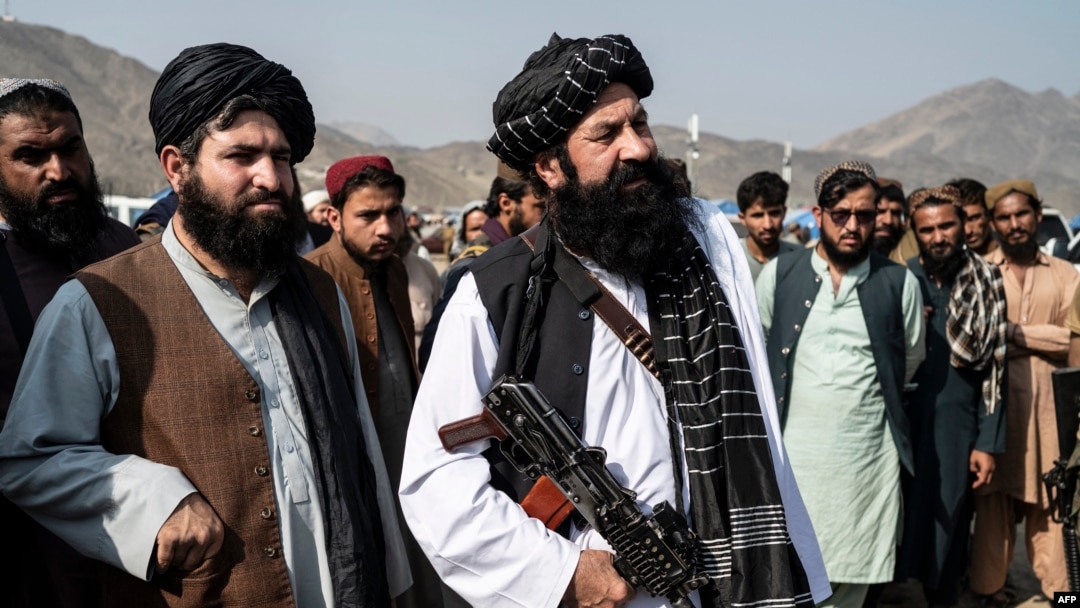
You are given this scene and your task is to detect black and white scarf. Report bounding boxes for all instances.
[645,234,814,608]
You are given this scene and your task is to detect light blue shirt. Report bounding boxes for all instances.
[0,224,410,606]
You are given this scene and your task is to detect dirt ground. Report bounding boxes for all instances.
[879,524,1051,608]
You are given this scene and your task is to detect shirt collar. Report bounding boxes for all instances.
[162,220,280,301]
[984,246,1050,267]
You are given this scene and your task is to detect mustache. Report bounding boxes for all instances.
[38,178,84,202]
[239,189,287,207]
[609,159,666,190]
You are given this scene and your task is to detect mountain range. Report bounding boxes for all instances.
[5,19,1079,215]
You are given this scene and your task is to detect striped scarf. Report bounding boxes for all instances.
[946,249,1007,414]
[645,233,814,608]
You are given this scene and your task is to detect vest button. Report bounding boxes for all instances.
[781,347,790,356]
[781,372,788,380]
[254,465,269,477]
[778,397,785,405]
[568,417,581,429]
[264,546,278,558]
[571,363,584,375]
[248,426,262,437]
[578,309,591,320]
[793,324,801,332]
[804,300,812,308]
[261,507,274,520]
[245,389,260,402]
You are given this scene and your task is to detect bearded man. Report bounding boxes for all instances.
[0,78,140,608]
[971,179,1076,604]
[873,179,906,257]
[0,44,409,607]
[757,161,925,608]
[399,33,828,608]
[895,186,1006,607]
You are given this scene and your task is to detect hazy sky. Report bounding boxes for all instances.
[9,0,1079,149]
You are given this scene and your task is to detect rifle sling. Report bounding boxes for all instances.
[519,226,658,379]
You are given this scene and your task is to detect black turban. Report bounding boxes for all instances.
[488,33,653,172]
[149,43,316,164]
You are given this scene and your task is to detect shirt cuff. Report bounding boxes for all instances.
[99,456,197,580]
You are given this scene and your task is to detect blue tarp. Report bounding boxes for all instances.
[712,199,739,215]
[783,208,819,241]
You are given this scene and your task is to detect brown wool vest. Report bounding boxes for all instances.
[76,238,346,608]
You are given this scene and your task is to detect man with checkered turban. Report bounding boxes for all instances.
[401,33,829,608]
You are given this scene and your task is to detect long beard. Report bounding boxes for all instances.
[871,226,903,256]
[0,165,109,263]
[549,154,699,278]
[919,239,967,282]
[820,222,872,267]
[999,233,1039,264]
[177,171,305,277]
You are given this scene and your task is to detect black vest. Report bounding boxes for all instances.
[470,229,596,503]
[767,248,914,474]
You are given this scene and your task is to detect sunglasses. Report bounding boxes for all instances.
[824,208,876,226]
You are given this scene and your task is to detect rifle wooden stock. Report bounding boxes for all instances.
[438,409,508,451]
[438,410,574,530]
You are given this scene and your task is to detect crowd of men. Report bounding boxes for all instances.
[0,31,1076,608]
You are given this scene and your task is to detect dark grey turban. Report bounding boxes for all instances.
[488,33,653,172]
[149,43,315,164]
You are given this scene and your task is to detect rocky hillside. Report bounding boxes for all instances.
[5,20,1079,214]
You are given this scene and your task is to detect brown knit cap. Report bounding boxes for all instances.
[985,179,1039,210]
[814,160,876,199]
[907,185,962,218]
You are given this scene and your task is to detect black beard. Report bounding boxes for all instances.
[999,234,1039,264]
[820,223,871,267]
[0,165,109,263]
[919,239,967,282]
[177,171,305,277]
[507,206,528,237]
[871,227,903,256]
[549,153,699,278]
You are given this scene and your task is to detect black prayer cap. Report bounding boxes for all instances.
[149,43,316,164]
[488,33,653,172]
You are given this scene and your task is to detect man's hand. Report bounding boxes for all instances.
[563,549,635,608]
[154,493,225,574]
[970,449,995,489]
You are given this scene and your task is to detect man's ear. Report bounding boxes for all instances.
[326,205,343,234]
[160,145,187,192]
[534,151,565,191]
[497,192,516,216]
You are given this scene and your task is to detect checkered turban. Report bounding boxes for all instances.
[814,160,876,200]
[488,33,653,172]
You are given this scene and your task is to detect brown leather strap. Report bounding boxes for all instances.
[518,225,658,379]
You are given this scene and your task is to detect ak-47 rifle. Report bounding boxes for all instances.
[439,375,709,607]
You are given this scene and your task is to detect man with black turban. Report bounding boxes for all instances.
[400,33,830,608]
[0,43,410,608]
